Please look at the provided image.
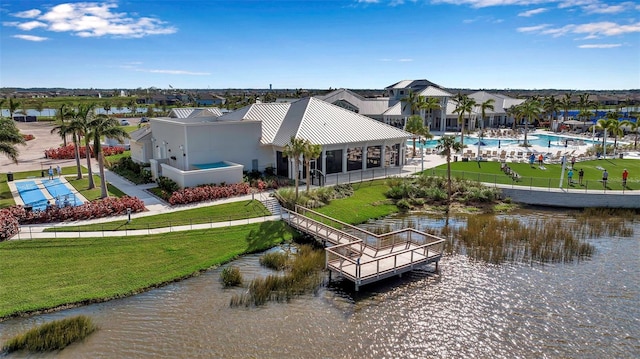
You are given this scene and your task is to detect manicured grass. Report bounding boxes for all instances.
[45,200,270,232]
[313,180,398,225]
[0,221,294,318]
[429,158,640,191]
[66,174,126,200]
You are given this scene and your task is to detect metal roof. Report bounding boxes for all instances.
[271,98,411,147]
[418,86,453,98]
[315,88,391,116]
[169,107,222,119]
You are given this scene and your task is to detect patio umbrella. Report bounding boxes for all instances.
[472,141,488,146]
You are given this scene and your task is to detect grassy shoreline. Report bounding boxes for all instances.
[0,221,294,319]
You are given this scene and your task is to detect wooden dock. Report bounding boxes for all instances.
[282,205,445,290]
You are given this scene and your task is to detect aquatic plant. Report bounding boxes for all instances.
[230,245,324,307]
[220,266,243,287]
[2,315,96,353]
[452,216,595,264]
[259,251,289,270]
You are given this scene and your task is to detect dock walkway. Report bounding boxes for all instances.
[282,205,445,290]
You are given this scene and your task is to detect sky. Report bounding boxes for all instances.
[1,0,639,90]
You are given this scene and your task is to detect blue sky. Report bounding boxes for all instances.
[1,0,639,90]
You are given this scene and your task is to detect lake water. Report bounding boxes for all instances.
[0,211,638,358]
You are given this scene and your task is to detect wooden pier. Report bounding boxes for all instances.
[282,205,445,290]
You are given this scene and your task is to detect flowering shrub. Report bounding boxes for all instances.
[0,209,20,241]
[44,144,125,160]
[22,134,35,141]
[168,183,252,205]
[4,196,145,227]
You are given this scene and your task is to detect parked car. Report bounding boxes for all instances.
[140,117,149,123]
[120,119,130,126]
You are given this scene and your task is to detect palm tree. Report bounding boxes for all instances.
[401,90,420,115]
[603,111,623,152]
[577,93,592,126]
[8,99,20,120]
[559,93,573,131]
[405,115,431,157]
[435,135,463,202]
[478,98,495,130]
[89,114,130,198]
[621,118,638,150]
[542,95,559,127]
[0,117,26,163]
[35,100,45,118]
[64,106,85,179]
[302,141,322,192]
[520,99,541,146]
[103,101,112,115]
[50,103,71,146]
[126,98,137,117]
[282,136,307,200]
[591,117,617,158]
[73,103,97,189]
[453,92,473,149]
[417,96,441,129]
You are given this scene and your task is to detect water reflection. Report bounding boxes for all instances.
[1,212,638,358]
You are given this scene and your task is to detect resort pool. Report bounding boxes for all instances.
[192,161,231,170]
[411,133,605,149]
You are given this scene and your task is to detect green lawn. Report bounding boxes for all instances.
[313,180,398,225]
[429,158,640,191]
[45,200,270,232]
[0,221,294,318]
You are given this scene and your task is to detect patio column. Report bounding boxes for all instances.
[363,145,368,170]
[342,144,348,173]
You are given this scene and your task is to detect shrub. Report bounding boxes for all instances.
[168,183,251,205]
[2,315,96,353]
[5,196,145,225]
[22,134,35,141]
[0,209,20,241]
[44,144,124,160]
[109,157,153,184]
[156,176,179,193]
[220,266,243,287]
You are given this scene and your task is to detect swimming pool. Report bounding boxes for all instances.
[192,161,231,170]
[14,179,84,211]
[43,178,83,207]
[410,133,605,149]
[14,181,49,211]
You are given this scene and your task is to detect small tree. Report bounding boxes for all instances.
[405,115,430,157]
[435,135,463,202]
[282,136,307,200]
[303,141,322,192]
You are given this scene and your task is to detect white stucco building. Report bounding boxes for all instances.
[132,98,411,188]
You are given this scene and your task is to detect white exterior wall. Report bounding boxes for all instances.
[160,162,243,188]
[149,121,188,170]
[184,121,272,172]
[130,138,152,164]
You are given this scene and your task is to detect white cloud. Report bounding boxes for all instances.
[3,2,176,39]
[518,8,547,17]
[17,21,47,30]
[431,0,552,9]
[398,58,414,62]
[12,9,41,18]
[520,21,640,38]
[13,34,48,42]
[582,2,634,14]
[357,0,381,3]
[578,43,621,48]
[517,24,550,32]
